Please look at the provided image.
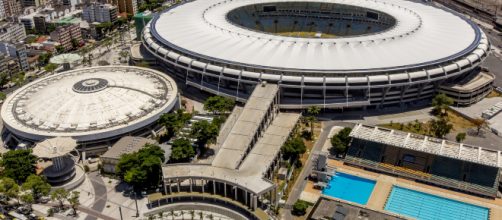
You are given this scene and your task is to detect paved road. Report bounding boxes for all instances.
[85,172,108,220]
[79,205,116,220]
[281,121,353,219]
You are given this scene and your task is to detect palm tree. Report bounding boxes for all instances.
[306,106,321,136]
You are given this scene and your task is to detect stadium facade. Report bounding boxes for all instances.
[1,66,178,152]
[143,0,493,109]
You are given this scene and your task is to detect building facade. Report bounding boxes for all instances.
[144,0,492,110]
[3,0,22,18]
[33,15,49,34]
[0,53,21,76]
[82,3,118,23]
[0,22,26,42]
[0,41,29,71]
[21,0,43,7]
[114,0,137,16]
[50,24,82,51]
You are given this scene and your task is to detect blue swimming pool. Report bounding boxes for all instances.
[385,186,489,220]
[322,172,376,205]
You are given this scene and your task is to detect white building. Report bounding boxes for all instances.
[0,42,29,71]
[0,21,26,42]
[1,66,178,153]
[82,3,117,23]
[0,0,6,20]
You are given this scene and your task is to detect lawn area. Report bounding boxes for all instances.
[446,109,475,132]
[486,90,502,98]
[379,109,475,136]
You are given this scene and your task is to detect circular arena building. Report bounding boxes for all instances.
[142,0,492,109]
[1,66,178,151]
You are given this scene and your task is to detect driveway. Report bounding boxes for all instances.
[84,172,107,220]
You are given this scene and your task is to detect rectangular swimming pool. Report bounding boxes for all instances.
[322,172,376,205]
[385,186,489,220]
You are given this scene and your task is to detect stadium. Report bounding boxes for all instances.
[142,0,493,109]
[1,66,178,153]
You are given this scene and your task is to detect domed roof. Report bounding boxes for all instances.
[1,66,178,142]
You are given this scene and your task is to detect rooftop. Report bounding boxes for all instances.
[350,124,502,168]
[101,136,157,160]
[212,84,279,169]
[150,0,482,71]
[162,112,299,194]
[1,66,178,142]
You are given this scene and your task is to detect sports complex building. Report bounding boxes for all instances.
[1,66,179,154]
[347,124,502,198]
[142,0,494,109]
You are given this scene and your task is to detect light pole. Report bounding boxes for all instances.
[134,190,139,217]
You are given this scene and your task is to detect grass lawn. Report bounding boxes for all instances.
[379,109,475,136]
[486,90,502,98]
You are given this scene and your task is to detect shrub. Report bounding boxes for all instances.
[456,132,466,142]
[292,200,309,216]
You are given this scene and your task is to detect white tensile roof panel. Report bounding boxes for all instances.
[152,0,478,71]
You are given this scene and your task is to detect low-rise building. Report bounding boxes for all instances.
[0,21,26,42]
[100,136,155,173]
[0,53,21,76]
[100,136,168,174]
[82,3,118,23]
[50,24,82,51]
[0,42,29,71]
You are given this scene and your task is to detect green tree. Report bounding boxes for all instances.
[0,177,20,203]
[68,191,80,216]
[97,60,110,66]
[158,109,192,138]
[50,188,69,209]
[329,127,352,155]
[190,120,219,149]
[0,149,37,183]
[137,61,150,68]
[336,127,352,147]
[456,132,466,142]
[170,138,195,162]
[0,92,6,101]
[330,136,345,154]
[44,63,58,74]
[429,118,453,138]
[38,52,53,66]
[431,93,453,116]
[292,200,309,216]
[71,39,80,49]
[203,96,235,114]
[116,144,165,190]
[55,45,65,54]
[302,106,321,139]
[21,175,51,200]
[20,191,34,210]
[282,137,306,160]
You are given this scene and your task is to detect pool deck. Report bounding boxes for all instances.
[303,159,502,220]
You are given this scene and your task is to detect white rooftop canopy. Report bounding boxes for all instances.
[350,124,502,168]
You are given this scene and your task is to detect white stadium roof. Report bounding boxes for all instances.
[150,0,482,72]
[1,66,178,142]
